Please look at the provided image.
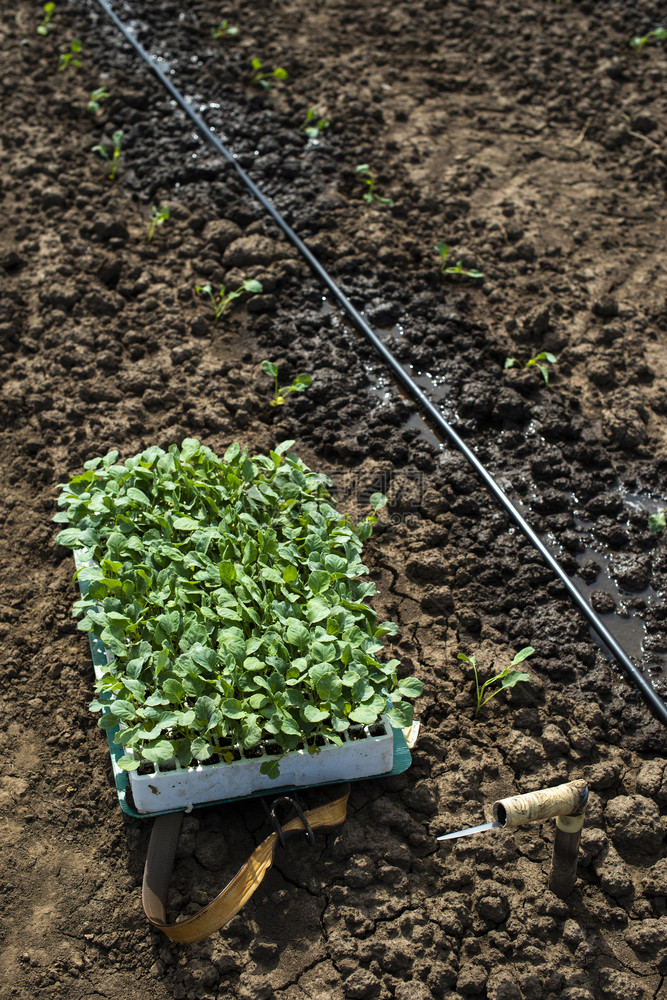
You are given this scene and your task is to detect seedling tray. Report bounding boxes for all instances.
[79,583,411,817]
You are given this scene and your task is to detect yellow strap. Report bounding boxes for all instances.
[142,789,350,944]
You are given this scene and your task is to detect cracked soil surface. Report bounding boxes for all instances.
[1,1,667,999]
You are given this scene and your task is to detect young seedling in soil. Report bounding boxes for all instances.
[504,352,557,385]
[87,86,110,114]
[356,164,394,206]
[649,507,667,533]
[92,130,123,180]
[211,18,239,38]
[458,647,534,719]
[147,204,170,243]
[55,440,422,777]
[249,58,288,89]
[262,360,312,406]
[630,27,666,51]
[58,38,82,71]
[435,242,484,279]
[301,109,329,139]
[37,3,56,36]
[196,279,263,320]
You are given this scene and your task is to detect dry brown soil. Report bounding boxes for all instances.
[1,1,667,999]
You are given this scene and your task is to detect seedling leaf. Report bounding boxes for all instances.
[397,677,424,698]
[260,759,281,779]
[500,670,531,690]
[510,645,535,666]
[117,756,141,771]
[649,510,666,533]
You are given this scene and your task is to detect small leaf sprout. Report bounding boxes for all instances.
[58,38,82,71]
[211,18,239,38]
[356,164,394,206]
[249,58,288,89]
[301,109,329,139]
[147,204,170,243]
[458,647,534,719]
[37,2,56,36]
[649,508,667,533]
[87,86,110,114]
[435,242,484,279]
[630,27,666,51]
[504,352,557,385]
[195,279,263,320]
[261,360,312,407]
[92,129,123,180]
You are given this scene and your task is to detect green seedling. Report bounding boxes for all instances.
[58,38,82,71]
[649,508,667,533]
[630,27,666,51]
[211,18,239,38]
[435,242,484,279]
[196,279,263,320]
[356,164,394,206]
[55,439,422,777]
[504,352,557,385]
[301,109,329,139]
[458,647,534,719]
[92,130,123,180]
[147,204,170,243]
[262,360,312,406]
[87,86,110,114]
[37,2,56,35]
[250,58,288,89]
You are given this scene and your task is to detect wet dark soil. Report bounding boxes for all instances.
[1,1,667,999]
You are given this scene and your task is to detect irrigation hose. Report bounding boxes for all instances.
[93,0,667,727]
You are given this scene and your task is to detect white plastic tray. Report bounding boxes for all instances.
[127,720,393,813]
[74,553,395,813]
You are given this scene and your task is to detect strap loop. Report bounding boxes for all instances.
[142,784,350,944]
[262,793,316,848]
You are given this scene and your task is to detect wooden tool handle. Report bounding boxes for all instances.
[492,779,588,828]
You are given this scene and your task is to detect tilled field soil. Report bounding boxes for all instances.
[2,1,667,999]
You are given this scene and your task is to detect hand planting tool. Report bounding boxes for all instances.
[438,779,589,898]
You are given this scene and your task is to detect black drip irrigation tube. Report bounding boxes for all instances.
[94,0,667,727]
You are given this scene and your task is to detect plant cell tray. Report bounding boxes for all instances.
[131,723,394,813]
[82,617,411,818]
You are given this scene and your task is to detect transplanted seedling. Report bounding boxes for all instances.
[58,38,82,71]
[435,242,484,279]
[147,204,170,243]
[196,279,263,320]
[504,352,557,385]
[87,86,110,114]
[93,130,123,180]
[458,647,534,719]
[630,27,666,51]
[649,508,667,533]
[211,18,239,38]
[37,3,56,35]
[250,58,288,89]
[301,109,329,139]
[262,360,312,406]
[356,164,394,206]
